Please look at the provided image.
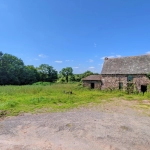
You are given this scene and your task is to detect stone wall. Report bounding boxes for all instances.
[83,80,102,89]
[101,74,150,91]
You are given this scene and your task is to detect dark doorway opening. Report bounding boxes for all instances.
[119,82,123,90]
[91,83,95,89]
[141,85,147,95]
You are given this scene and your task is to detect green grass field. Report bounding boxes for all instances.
[0,82,150,116]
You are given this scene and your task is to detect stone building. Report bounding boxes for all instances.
[83,55,150,92]
[82,75,102,89]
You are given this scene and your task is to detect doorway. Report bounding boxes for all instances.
[141,85,147,94]
[91,83,95,89]
[119,82,123,90]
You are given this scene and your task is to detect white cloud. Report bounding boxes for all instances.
[89,59,94,62]
[101,56,105,60]
[146,51,150,54]
[101,55,121,59]
[55,60,63,63]
[73,67,79,69]
[108,55,115,58]
[116,55,122,58]
[38,54,48,58]
[89,66,95,69]
[34,58,39,61]
[65,60,70,62]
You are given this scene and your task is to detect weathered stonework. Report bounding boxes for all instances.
[82,74,150,92]
[83,80,102,89]
[101,74,150,91]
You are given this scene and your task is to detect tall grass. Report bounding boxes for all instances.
[0,82,150,116]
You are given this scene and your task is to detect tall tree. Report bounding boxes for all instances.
[81,70,94,78]
[47,65,58,82]
[37,64,57,82]
[60,67,73,83]
[0,53,25,85]
[23,65,40,84]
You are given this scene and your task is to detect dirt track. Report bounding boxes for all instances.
[0,101,150,150]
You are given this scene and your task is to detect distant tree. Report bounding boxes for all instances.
[47,65,58,82]
[23,65,40,84]
[0,53,25,85]
[81,70,94,78]
[0,51,3,58]
[68,74,75,82]
[37,64,57,82]
[74,74,82,82]
[146,73,150,80]
[0,52,58,85]
[60,67,73,83]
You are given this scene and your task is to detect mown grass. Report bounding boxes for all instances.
[0,82,150,116]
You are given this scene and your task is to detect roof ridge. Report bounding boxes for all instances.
[105,54,150,60]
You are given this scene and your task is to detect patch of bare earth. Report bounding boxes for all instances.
[0,100,150,150]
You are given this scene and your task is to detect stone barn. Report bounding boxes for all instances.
[82,75,102,89]
[101,55,150,92]
[83,55,150,92]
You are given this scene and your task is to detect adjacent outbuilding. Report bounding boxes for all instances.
[82,75,102,89]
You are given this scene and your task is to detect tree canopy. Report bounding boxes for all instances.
[0,51,97,85]
[59,67,73,82]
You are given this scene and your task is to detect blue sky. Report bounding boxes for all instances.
[0,0,150,73]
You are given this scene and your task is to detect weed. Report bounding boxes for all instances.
[0,83,149,116]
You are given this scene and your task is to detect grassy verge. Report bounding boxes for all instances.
[0,82,150,116]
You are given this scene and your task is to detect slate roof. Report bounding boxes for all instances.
[82,75,102,81]
[101,55,150,74]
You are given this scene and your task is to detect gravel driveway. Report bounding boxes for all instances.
[0,102,150,150]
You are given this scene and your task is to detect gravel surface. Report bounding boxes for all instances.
[0,103,150,150]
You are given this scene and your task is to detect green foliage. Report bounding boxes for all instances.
[0,53,25,85]
[0,51,58,85]
[0,51,97,85]
[146,73,150,80]
[37,64,57,82]
[81,70,94,78]
[59,67,73,82]
[0,83,150,116]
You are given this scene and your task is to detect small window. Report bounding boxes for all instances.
[119,82,123,90]
[127,75,133,82]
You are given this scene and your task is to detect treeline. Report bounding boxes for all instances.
[0,51,98,85]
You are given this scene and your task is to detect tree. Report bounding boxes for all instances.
[74,74,82,82]
[81,70,94,78]
[60,67,73,83]
[23,65,40,84]
[0,53,25,85]
[47,65,58,82]
[146,73,150,80]
[37,64,57,82]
